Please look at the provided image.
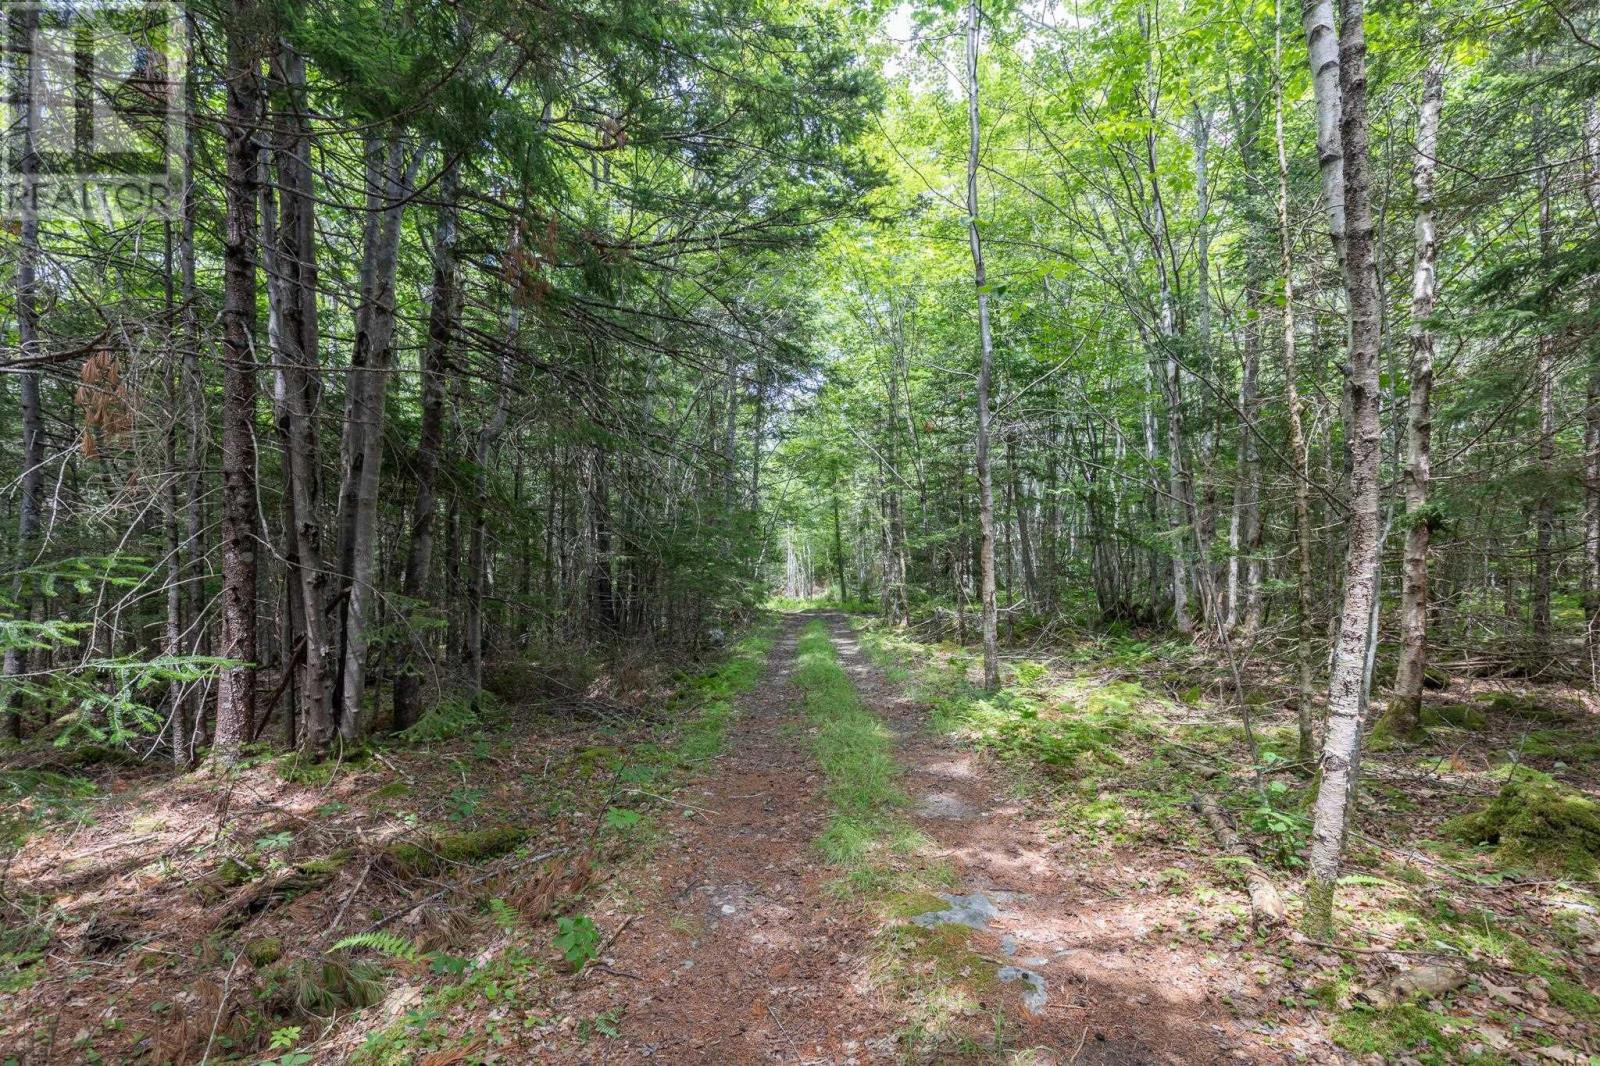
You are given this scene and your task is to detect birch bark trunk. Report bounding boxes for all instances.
[1381,20,1444,738]
[1302,0,1346,266]
[1279,0,1319,764]
[966,0,1000,690]
[1305,0,1383,936]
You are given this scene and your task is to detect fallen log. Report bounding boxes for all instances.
[1190,794,1287,926]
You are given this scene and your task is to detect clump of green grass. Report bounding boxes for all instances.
[674,632,773,764]
[261,956,387,1018]
[794,622,905,869]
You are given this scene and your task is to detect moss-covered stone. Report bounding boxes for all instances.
[1446,778,1600,877]
[1421,704,1487,731]
[382,826,528,879]
[881,891,951,920]
[218,856,258,886]
[244,936,283,966]
[1478,692,1565,722]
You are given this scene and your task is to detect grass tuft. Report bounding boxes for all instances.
[794,622,905,870]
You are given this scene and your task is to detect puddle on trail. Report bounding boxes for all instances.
[911,891,1051,1014]
[997,965,1049,1014]
[915,791,980,819]
[910,892,1000,930]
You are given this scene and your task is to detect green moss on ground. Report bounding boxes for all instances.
[1445,778,1600,877]
[382,826,529,879]
[244,936,283,965]
[1478,692,1566,721]
[1332,1004,1505,1065]
[1421,704,1488,731]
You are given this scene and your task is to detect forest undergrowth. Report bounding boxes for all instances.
[0,631,773,1063]
[3,602,1599,1065]
[847,610,1600,1065]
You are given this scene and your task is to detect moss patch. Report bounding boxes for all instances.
[1422,704,1487,731]
[382,826,528,879]
[882,891,952,920]
[1331,1005,1495,1065]
[1478,692,1566,722]
[886,923,999,990]
[244,936,283,966]
[1445,778,1600,877]
[870,922,1013,1059]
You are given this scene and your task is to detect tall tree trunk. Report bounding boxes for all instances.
[1305,0,1382,937]
[335,135,410,741]
[1381,19,1444,738]
[467,307,518,701]
[215,5,264,757]
[750,361,765,509]
[4,5,42,740]
[1191,102,1220,598]
[1278,0,1319,764]
[162,216,189,761]
[269,42,335,748]
[1584,101,1600,679]
[1008,433,1039,605]
[724,351,740,515]
[1140,14,1198,635]
[1302,0,1346,267]
[1229,299,1264,634]
[1532,113,1555,652]
[394,162,459,731]
[966,0,1000,690]
[832,483,849,604]
[885,347,909,623]
[180,31,206,752]
[588,446,618,636]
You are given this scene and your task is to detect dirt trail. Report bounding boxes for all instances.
[551,613,1267,1064]
[827,616,1265,1065]
[549,613,901,1062]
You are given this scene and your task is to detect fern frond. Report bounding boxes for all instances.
[330,930,421,962]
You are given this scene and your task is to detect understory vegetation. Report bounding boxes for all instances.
[3,0,1599,1059]
[0,632,771,1061]
[850,613,1600,1064]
